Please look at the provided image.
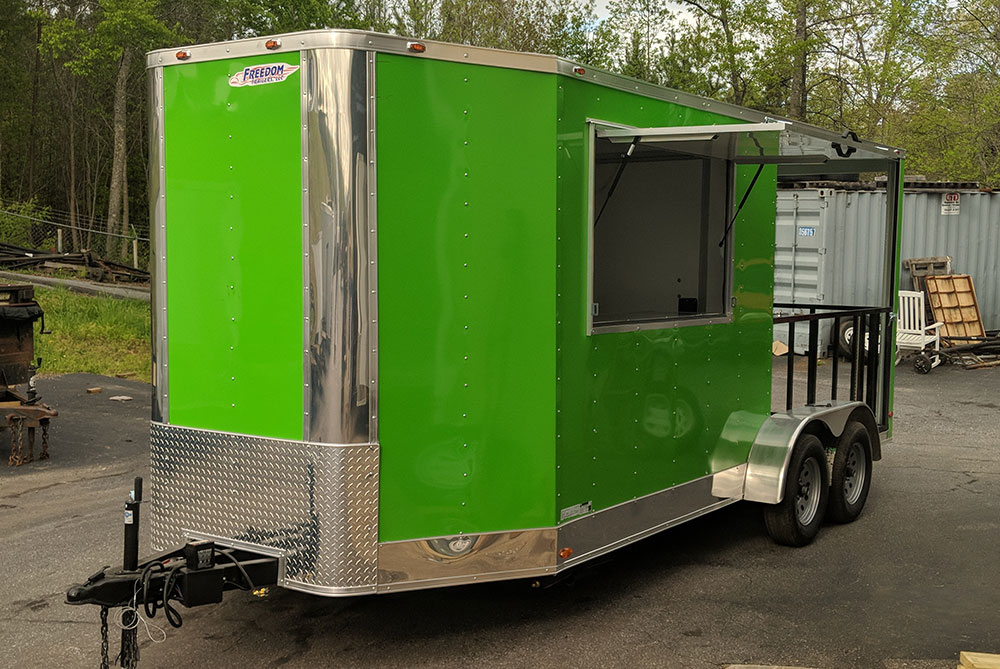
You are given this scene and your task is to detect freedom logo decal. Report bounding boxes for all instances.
[229,63,300,87]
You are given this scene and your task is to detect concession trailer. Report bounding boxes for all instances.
[68,28,905,645]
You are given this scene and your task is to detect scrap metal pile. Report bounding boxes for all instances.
[0,242,148,283]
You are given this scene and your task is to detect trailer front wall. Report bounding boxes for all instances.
[162,55,304,440]
[376,55,557,542]
[555,78,776,519]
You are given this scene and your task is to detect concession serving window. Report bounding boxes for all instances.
[586,120,899,335]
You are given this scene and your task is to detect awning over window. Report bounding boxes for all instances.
[595,121,900,176]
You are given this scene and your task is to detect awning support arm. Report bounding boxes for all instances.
[594,136,640,228]
[718,163,764,248]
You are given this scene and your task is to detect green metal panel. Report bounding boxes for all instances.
[376,54,557,542]
[554,78,775,520]
[163,55,303,440]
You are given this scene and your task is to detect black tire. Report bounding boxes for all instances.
[827,421,873,523]
[913,353,933,374]
[837,320,855,359]
[764,434,830,546]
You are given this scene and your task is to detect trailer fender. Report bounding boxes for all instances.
[744,401,879,505]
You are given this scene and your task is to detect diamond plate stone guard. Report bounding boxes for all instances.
[150,423,379,593]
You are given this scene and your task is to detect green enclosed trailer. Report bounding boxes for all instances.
[140,30,903,597]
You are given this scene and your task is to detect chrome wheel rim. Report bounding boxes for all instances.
[843,442,866,505]
[795,457,821,525]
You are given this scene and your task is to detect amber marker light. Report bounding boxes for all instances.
[265,39,281,50]
[176,50,191,60]
[573,66,585,76]
[407,41,426,53]
[558,547,573,559]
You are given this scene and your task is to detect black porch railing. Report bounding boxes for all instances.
[773,303,893,430]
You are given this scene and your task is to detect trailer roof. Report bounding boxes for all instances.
[147,29,904,160]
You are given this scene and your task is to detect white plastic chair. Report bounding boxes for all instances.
[897,290,942,372]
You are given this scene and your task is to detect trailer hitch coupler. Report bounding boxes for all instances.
[123,476,142,571]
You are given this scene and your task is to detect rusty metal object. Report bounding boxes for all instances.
[7,407,57,465]
[0,284,44,386]
[0,284,57,465]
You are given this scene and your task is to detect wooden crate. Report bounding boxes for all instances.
[925,274,986,342]
[960,651,1000,669]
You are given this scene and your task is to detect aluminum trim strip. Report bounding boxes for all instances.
[557,465,743,531]
[283,581,377,596]
[560,499,739,569]
[145,30,902,158]
[149,420,374,449]
[596,121,789,138]
[591,314,734,335]
[377,529,558,586]
[376,566,555,594]
[150,67,168,422]
[557,472,743,569]
[301,50,311,440]
[372,467,746,593]
[366,51,379,442]
[378,525,553,546]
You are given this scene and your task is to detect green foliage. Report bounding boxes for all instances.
[3,0,1000,231]
[32,287,151,381]
[0,198,55,249]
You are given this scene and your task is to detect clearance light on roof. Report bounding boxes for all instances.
[265,39,281,50]
[175,50,191,61]
[558,547,573,559]
[407,41,426,53]
[573,66,585,76]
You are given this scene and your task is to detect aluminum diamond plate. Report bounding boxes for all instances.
[150,422,379,593]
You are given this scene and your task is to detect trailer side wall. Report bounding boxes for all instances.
[555,78,776,519]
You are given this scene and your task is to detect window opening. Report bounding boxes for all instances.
[590,133,732,330]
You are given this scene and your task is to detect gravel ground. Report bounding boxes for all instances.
[1,365,997,669]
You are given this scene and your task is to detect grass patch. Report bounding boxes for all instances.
[31,286,151,382]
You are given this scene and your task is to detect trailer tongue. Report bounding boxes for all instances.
[66,477,280,668]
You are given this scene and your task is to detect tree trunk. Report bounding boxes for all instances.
[69,78,81,253]
[789,0,808,120]
[106,49,130,260]
[120,154,130,262]
[27,19,42,197]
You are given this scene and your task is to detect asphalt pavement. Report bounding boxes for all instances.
[1,366,997,669]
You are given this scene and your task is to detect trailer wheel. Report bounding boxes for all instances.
[913,353,933,374]
[837,320,854,358]
[763,434,829,547]
[827,421,873,523]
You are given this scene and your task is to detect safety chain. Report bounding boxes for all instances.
[100,606,110,669]
[7,416,24,466]
[40,421,50,460]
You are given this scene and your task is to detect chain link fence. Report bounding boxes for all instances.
[0,206,150,270]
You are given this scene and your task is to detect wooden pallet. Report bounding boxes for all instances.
[924,274,986,342]
[959,651,1000,669]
